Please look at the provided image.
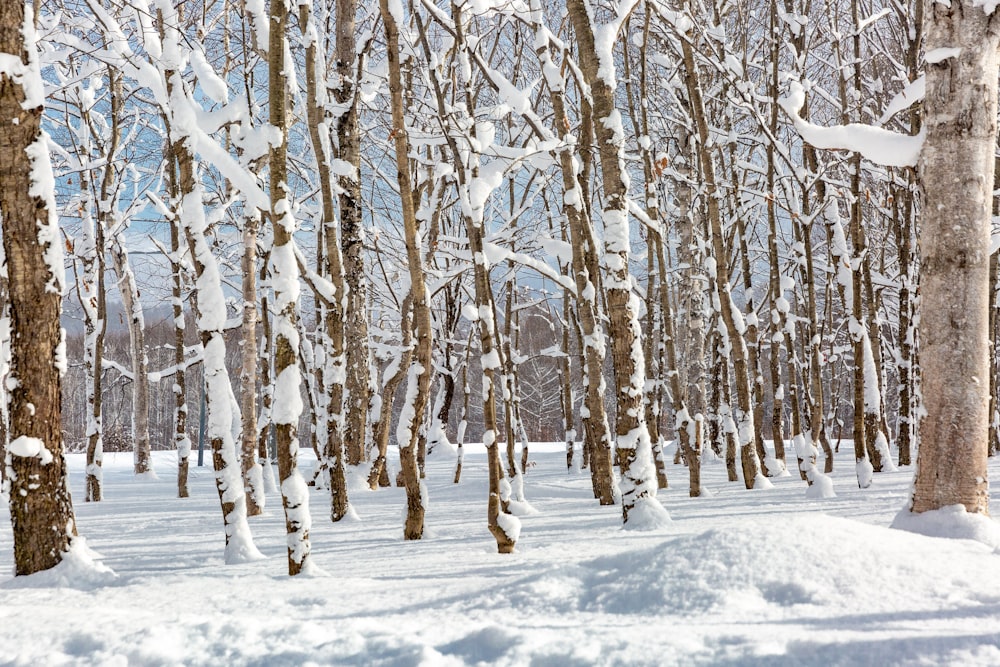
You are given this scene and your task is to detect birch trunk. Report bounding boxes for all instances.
[335,0,372,467]
[2,0,78,575]
[569,0,665,523]
[380,0,432,540]
[270,0,313,573]
[298,0,350,521]
[909,0,999,515]
[679,20,763,489]
[240,210,263,515]
[530,3,615,504]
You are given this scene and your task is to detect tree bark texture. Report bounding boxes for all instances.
[380,0,432,540]
[2,0,77,576]
[911,0,999,515]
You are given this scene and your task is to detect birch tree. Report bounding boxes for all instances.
[908,0,999,516]
[270,0,316,573]
[2,0,79,576]
[379,0,432,541]
[568,0,670,524]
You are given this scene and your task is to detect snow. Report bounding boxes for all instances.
[779,81,925,167]
[2,536,116,590]
[8,436,53,465]
[189,48,228,104]
[4,446,1000,664]
[892,504,1000,549]
[925,47,962,64]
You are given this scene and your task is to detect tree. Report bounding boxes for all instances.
[909,1,999,515]
[379,0,433,541]
[1,0,78,576]
[568,0,668,525]
[270,0,315,574]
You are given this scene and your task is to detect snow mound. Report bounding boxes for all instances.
[805,472,836,498]
[891,504,1000,550]
[752,473,774,489]
[2,537,118,590]
[426,440,458,458]
[764,456,790,477]
[574,514,1000,616]
[345,463,375,492]
[622,496,672,531]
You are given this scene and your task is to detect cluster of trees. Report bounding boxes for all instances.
[1,0,996,576]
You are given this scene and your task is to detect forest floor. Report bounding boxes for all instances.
[2,440,1000,666]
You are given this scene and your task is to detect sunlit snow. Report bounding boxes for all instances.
[3,444,1000,665]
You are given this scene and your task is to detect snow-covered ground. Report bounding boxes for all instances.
[2,442,1000,666]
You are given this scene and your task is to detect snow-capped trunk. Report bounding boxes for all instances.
[367,295,412,491]
[629,11,669,491]
[380,0,431,540]
[169,210,190,499]
[167,110,263,564]
[270,0,314,573]
[240,209,264,515]
[110,234,153,478]
[678,16,763,490]
[256,261,278,494]
[431,0,516,550]
[501,280,529,503]
[334,0,373,469]
[910,0,999,515]
[570,0,667,525]
[151,1,262,565]
[298,0,349,522]
[2,0,79,575]
[672,126,708,487]
[71,88,110,502]
[763,0,788,476]
[530,2,615,505]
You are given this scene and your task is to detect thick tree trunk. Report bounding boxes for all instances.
[910,1,999,515]
[2,0,78,576]
[240,210,263,515]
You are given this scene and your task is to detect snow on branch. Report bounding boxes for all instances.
[778,82,924,168]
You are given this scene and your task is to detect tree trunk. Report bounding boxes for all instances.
[380,0,432,540]
[2,0,78,575]
[679,20,763,489]
[531,13,615,504]
[110,232,153,477]
[240,210,263,515]
[270,0,313,573]
[910,1,999,515]
[569,0,664,524]
[335,0,373,468]
[163,137,189,499]
[298,0,350,522]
